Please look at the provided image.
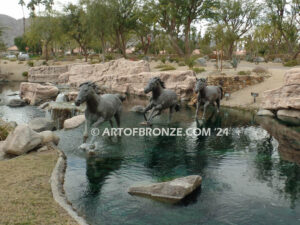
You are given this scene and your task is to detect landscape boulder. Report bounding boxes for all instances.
[256,109,275,117]
[28,117,55,132]
[261,68,300,111]
[20,82,59,105]
[28,65,68,83]
[7,98,27,107]
[64,114,85,129]
[195,58,207,67]
[2,124,43,155]
[128,175,202,203]
[39,130,60,145]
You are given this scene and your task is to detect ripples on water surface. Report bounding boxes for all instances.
[57,105,300,225]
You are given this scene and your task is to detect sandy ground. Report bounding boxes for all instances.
[0,149,77,225]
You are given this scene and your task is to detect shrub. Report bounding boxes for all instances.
[178,62,186,66]
[155,64,164,69]
[27,61,34,67]
[283,60,299,67]
[3,61,7,64]
[160,65,176,71]
[185,57,195,68]
[9,58,17,62]
[0,126,9,141]
[42,61,48,66]
[18,61,23,64]
[22,71,28,77]
[169,57,180,63]
[252,66,268,74]
[161,56,166,64]
[238,70,251,75]
[193,67,205,74]
[159,64,176,71]
[105,54,115,61]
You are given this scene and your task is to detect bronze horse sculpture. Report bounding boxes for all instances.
[194,78,223,119]
[75,82,125,143]
[143,77,180,125]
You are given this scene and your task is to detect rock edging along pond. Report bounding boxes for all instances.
[50,148,88,225]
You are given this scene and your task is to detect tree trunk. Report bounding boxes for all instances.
[120,32,127,58]
[169,35,184,56]
[228,42,234,59]
[184,21,191,58]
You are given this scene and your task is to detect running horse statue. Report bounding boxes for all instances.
[75,81,125,143]
[194,77,223,120]
[143,77,180,125]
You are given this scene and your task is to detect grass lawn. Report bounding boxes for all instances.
[0,150,77,225]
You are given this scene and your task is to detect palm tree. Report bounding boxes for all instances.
[18,0,26,34]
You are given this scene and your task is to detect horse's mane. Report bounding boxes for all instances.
[154,77,165,89]
[79,81,101,94]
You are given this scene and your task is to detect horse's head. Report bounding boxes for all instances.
[195,78,207,93]
[75,81,98,106]
[144,77,165,94]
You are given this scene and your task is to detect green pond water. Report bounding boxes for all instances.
[56,104,300,225]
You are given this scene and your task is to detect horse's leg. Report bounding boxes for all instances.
[109,119,114,128]
[195,101,200,119]
[143,103,154,121]
[216,98,220,113]
[202,101,210,120]
[83,119,91,143]
[114,111,121,127]
[168,106,174,123]
[148,105,163,124]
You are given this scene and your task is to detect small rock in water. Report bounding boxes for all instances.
[257,109,274,117]
[128,175,202,203]
[7,98,26,107]
[130,105,145,114]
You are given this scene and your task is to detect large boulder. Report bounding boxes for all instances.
[28,117,55,132]
[261,68,300,111]
[28,65,68,83]
[20,82,59,105]
[64,114,85,129]
[58,59,196,101]
[257,109,275,117]
[128,175,202,203]
[39,130,60,145]
[2,124,43,155]
[7,98,26,107]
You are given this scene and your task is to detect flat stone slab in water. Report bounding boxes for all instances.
[128,175,202,203]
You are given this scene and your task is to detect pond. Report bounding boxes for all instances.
[1,82,300,225]
[57,103,300,225]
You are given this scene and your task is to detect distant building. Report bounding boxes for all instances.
[7,45,18,52]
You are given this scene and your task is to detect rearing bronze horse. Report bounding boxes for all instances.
[143,77,180,125]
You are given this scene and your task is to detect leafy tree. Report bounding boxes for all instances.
[85,0,114,60]
[215,0,261,58]
[14,36,27,52]
[265,0,300,59]
[135,2,158,55]
[110,0,138,58]
[61,4,93,62]
[154,0,218,57]
[25,14,60,60]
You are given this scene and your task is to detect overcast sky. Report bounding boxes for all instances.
[0,0,78,19]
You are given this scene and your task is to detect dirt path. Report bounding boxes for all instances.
[0,150,77,225]
[221,67,287,110]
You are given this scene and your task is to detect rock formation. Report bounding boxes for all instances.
[20,82,59,105]
[261,68,300,120]
[128,175,202,203]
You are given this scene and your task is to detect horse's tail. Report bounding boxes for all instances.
[175,103,180,112]
[219,86,223,100]
[116,94,126,102]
